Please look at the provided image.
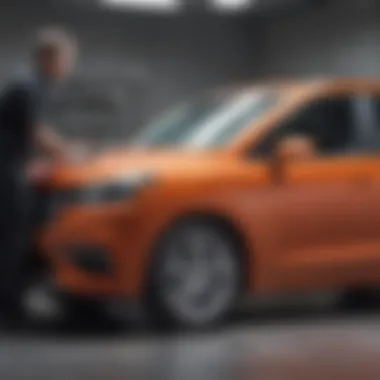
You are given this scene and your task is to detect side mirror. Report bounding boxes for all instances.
[271,135,316,183]
[274,135,316,163]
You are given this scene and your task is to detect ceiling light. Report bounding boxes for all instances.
[101,0,182,13]
[209,0,254,12]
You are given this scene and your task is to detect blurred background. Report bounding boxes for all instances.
[4,0,380,379]
[3,0,379,144]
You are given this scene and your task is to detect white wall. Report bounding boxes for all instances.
[256,3,380,78]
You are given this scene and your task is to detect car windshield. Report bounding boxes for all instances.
[129,90,280,149]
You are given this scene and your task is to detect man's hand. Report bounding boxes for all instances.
[36,127,92,163]
[27,160,52,182]
[64,143,91,163]
[35,125,68,161]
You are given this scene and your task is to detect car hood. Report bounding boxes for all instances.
[44,148,247,188]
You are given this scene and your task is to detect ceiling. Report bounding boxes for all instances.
[47,0,380,15]
[49,0,330,14]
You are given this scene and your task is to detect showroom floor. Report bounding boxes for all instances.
[2,297,380,380]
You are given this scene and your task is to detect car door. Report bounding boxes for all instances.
[253,93,380,292]
[358,93,380,254]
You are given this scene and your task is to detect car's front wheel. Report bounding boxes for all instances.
[147,219,242,330]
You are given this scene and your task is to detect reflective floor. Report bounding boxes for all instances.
[1,296,380,380]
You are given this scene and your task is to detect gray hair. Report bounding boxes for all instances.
[33,27,76,58]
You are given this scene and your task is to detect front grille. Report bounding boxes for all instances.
[67,245,113,275]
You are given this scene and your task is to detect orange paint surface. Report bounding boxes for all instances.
[39,78,380,300]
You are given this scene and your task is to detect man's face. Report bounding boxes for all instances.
[43,45,77,81]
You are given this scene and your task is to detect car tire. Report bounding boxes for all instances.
[146,218,242,330]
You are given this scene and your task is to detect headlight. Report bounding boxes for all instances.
[84,181,139,203]
[56,172,154,207]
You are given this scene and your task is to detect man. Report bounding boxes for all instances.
[0,27,77,326]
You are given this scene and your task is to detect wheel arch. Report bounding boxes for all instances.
[144,210,254,297]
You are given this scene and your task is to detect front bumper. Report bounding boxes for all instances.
[24,275,142,323]
[41,203,154,299]
[65,244,114,275]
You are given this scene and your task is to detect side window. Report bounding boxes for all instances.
[371,97,380,143]
[253,97,359,157]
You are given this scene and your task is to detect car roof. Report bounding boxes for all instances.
[215,77,380,97]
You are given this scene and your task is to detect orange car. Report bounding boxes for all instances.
[29,78,380,328]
